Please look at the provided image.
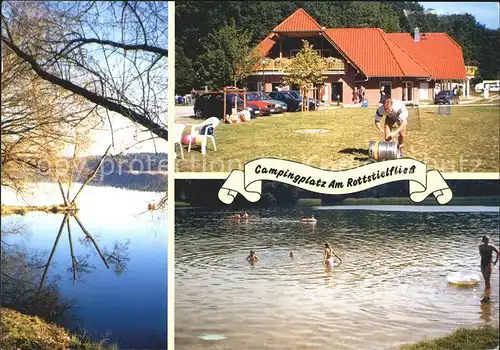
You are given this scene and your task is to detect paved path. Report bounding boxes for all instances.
[175,105,194,118]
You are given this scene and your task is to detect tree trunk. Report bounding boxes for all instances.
[37,214,69,295]
[70,145,111,205]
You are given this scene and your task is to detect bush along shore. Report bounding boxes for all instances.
[1,204,78,216]
[401,326,499,350]
[0,308,118,350]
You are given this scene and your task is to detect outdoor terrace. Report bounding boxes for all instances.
[252,56,346,74]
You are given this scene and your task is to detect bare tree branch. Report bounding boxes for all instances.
[1,37,168,141]
[1,0,169,151]
[56,38,167,58]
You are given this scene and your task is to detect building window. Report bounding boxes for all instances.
[321,50,332,57]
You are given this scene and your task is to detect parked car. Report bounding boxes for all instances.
[226,93,267,116]
[434,90,459,105]
[268,91,302,112]
[287,90,320,110]
[475,80,500,92]
[193,93,261,119]
[246,92,287,114]
[234,92,274,116]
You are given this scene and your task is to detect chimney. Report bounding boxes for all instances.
[414,27,420,42]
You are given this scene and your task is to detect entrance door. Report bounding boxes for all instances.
[402,82,413,102]
[323,84,329,104]
[419,82,429,100]
[332,82,343,104]
[380,82,392,100]
[245,82,257,92]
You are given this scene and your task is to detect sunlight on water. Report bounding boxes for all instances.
[175,207,499,350]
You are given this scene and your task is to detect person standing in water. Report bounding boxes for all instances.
[479,235,498,291]
[323,243,342,269]
[246,250,259,264]
[289,252,294,259]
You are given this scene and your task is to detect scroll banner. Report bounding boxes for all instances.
[218,158,453,204]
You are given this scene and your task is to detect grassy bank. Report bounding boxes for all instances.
[176,105,499,173]
[340,196,500,206]
[297,198,322,206]
[0,308,118,350]
[341,197,435,205]
[401,326,499,350]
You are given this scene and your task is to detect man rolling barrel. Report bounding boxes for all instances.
[374,98,408,156]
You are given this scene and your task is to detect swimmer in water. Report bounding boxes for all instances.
[243,212,249,219]
[246,250,259,264]
[300,214,316,222]
[289,252,294,259]
[323,242,342,269]
[479,235,498,291]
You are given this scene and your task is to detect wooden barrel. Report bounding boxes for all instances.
[368,140,399,161]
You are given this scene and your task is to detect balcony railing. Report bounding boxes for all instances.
[254,57,346,73]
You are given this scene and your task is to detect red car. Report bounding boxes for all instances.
[235,92,275,116]
[247,91,288,114]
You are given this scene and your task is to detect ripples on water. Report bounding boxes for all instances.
[175,207,500,350]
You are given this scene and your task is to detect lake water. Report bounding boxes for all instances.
[1,183,167,349]
[175,206,499,350]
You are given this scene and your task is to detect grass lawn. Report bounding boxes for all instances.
[175,105,499,173]
[400,325,499,350]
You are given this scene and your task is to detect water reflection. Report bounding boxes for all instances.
[175,207,499,350]
[1,223,76,325]
[42,213,129,293]
[480,295,493,322]
[1,184,167,349]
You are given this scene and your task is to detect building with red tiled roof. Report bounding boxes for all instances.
[248,8,468,105]
[273,8,323,32]
[386,32,467,80]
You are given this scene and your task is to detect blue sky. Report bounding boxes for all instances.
[419,2,499,29]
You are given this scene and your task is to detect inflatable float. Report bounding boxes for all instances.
[300,216,317,223]
[446,271,480,286]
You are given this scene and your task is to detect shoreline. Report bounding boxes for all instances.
[1,204,78,216]
[175,196,500,209]
[401,325,499,349]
